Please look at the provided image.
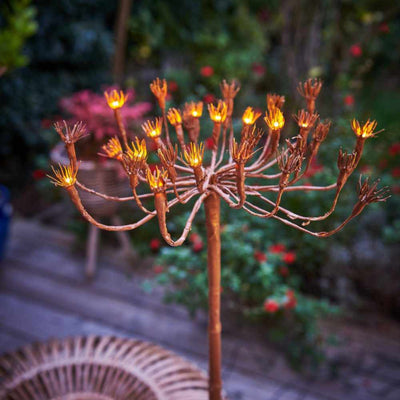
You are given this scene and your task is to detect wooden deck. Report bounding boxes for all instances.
[1,219,400,399]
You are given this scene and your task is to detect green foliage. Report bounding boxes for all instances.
[150,207,339,368]
[0,0,37,71]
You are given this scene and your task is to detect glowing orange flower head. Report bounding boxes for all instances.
[48,163,78,188]
[351,119,379,139]
[150,78,167,107]
[267,93,285,110]
[242,107,261,125]
[146,166,168,192]
[297,78,322,101]
[184,142,205,168]
[293,109,319,129]
[100,137,123,160]
[104,90,128,109]
[142,117,163,139]
[208,100,227,123]
[126,137,147,163]
[167,108,182,126]
[264,106,285,131]
[183,102,203,119]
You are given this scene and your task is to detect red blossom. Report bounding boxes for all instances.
[203,93,215,104]
[304,158,324,178]
[189,233,201,243]
[254,251,267,263]
[389,143,400,156]
[269,243,286,254]
[150,238,161,251]
[360,165,372,174]
[148,163,160,173]
[169,80,178,92]
[32,169,46,180]
[205,137,215,150]
[279,266,289,277]
[153,265,164,274]
[283,252,296,264]
[252,63,266,76]
[350,44,362,57]
[264,299,279,313]
[200,66,214,77]
[379,22,390,34]
[391,167,400,178]
[285,294,297,309]
[344,95,354,106]
[192,240,204,253]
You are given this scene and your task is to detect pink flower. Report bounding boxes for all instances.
[344,95,354,106]
[200,66,214,77]
[350,44,362,57]
[189,233,201,243]
[203,93,215,104]
[252,63,266,76]
[264,299,279,313]
[150,238,161,251]
[254,251,267,263]
[283,252,296,264]
[269,243,286,254]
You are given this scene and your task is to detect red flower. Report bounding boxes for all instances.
[360,165,372,174]
[283,251,296,264]
[254,251,267,263]
[252,63,266,76]
[148,163,160,173]
[189,233,201,243]
[350,44,362,57]
[264,299,279,313]
[153,265,164,274]
[200,66,214,77]
[150,238,161,251]
[389,143,400,156]
[279,266,289,277]
[203,93,215,104]
[344,95,354,106]
[269,243,286,254]
[391,167,400,178]
[205,137,215,150]
[169,80,178,92]
[304,158,324,178]
[285,292,297,309]
[192,240,203,253]
[32,169,46,180]
[379,22,390,34]
[41,119,53,129]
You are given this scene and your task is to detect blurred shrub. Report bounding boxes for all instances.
[0,0,115,190]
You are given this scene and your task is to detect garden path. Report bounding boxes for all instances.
[0,219,399,400]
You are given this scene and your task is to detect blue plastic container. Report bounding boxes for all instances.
[0,185,12,261]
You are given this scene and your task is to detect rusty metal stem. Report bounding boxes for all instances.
[204,191,222,400]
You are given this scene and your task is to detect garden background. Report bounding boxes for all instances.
[0,0,399,384]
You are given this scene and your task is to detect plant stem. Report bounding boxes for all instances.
[205,191,222,400]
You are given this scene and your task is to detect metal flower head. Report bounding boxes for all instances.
[242,107,261,125]
[267,93,285,110]
[293,110,319,129]
[48,163,78,187]
[54,120,87,144]
[184,142,205,167]
[264,106,285,130]
[167,108,182,126]
[351,119,380,139]
[150,78,167,109]
[313,121,331,142]
[100,137,123,160]
[357,177,390,205]
[147,167,168,192]
[104,90,128,109]
[220,80,240,101]
[297,78,322,101]
[337,148,357,174]
[184,102,203,118]
[208,100,227,123]
[142,118,163,138]
[126,137,147,163]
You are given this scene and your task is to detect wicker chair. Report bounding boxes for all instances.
[0,336,209,400]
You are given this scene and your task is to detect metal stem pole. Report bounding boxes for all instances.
[204,191,222,400]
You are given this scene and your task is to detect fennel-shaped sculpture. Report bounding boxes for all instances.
[49,78,389,400]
